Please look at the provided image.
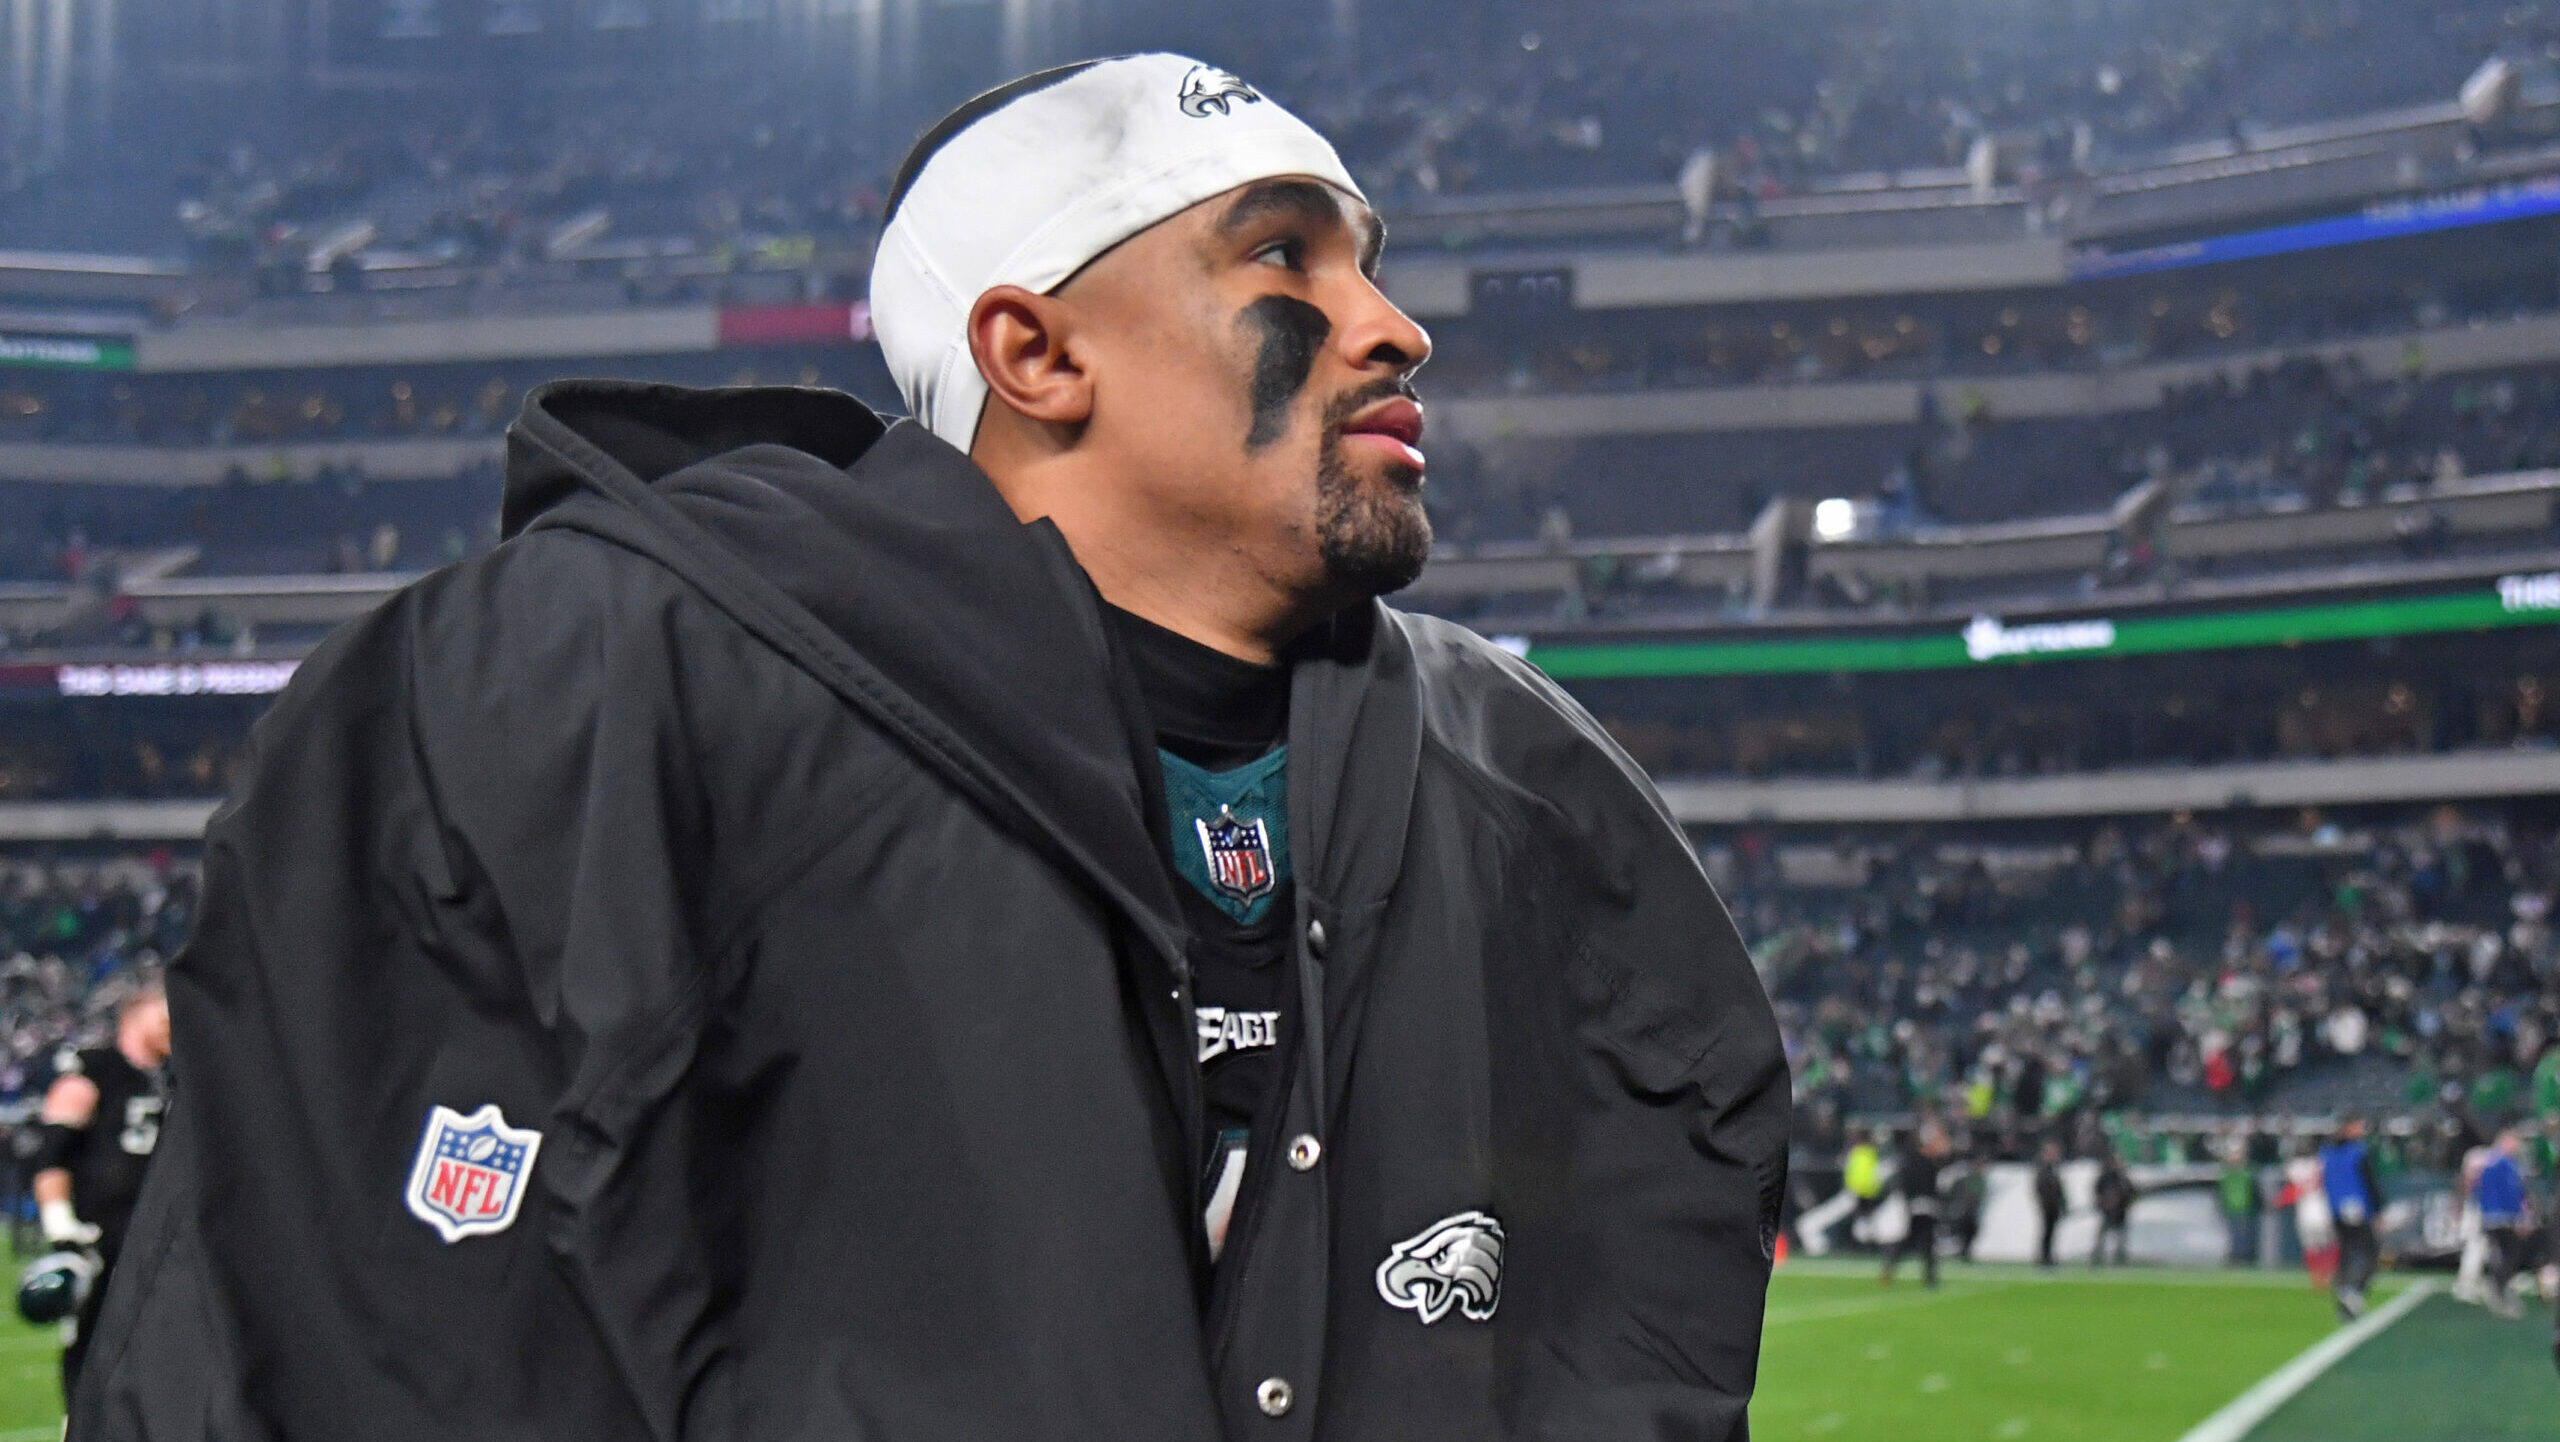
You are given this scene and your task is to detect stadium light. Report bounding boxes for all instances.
[1811,497,1858,542]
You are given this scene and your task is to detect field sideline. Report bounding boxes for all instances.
[0,1260,2540,1438]
[1756,1258,2554,1442]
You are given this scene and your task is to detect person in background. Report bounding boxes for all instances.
[1844,1128,1884,1246]
[2034,1143,2068,1268]
[31,982,171,1405]
[2321,1117,2384,1322]
[1881,1123,1949,1289]
[2218,1137,2260,1266]
[2282,1143,2337,1290]
[2475,1130,2531,1321]
[1946,1141,1987,1263]
[2455,1140,2493,1305]
[2092,1153,2136,1267]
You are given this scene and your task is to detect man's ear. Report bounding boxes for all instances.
[968,285,1092,428]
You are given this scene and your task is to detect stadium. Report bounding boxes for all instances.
[2,0,2559,1437]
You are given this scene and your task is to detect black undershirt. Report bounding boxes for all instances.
[1104,605,1294,1258]
[1108,605,1289,770]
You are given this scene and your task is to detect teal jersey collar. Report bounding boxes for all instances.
[1161,747,1289,924]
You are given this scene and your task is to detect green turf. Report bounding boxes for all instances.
[0,1259,2525,1441]
[1752,1260,2365,1442]
[2245,1291,2560,1442]
[0,1309,59,1441]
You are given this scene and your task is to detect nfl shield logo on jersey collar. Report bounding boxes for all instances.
[404,1103,542,1243]
[1196,805,1277,909]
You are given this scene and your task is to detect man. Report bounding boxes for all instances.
[2091,1153,2135,1267]
[2034,1142,2068,1268]
[77,55,1789,1441]
[2474,1130,2530,1320]
[2216,1136,2259,1267]
[1879,1123,1948,1289]
[1945,1138,1986,1263]
[1844,1127,1883,1242]
[30,982,169,1403]
[2455,1139,2493,1304]
[2322,1117,2384,1322]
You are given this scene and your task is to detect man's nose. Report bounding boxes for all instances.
[1337,279,1431,376]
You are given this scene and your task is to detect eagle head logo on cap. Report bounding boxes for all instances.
[869,53,1365,454]
[1177,63,1263,118]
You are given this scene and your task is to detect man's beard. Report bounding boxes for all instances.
[1313,386,1432,597]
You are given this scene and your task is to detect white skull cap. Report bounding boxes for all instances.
[870,55,1365,454]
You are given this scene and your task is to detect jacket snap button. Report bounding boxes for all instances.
[1305,919,1328,955]
[1256,1377,1294,1417]
[1286,1134,1322,1171]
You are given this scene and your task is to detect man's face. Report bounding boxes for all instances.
[1050,177,1434,608]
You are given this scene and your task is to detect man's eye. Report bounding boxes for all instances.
[1252,239,1303,270]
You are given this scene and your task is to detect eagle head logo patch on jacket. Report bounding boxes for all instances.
[1376,1210,1505,1324]
[1177,63,1263,119]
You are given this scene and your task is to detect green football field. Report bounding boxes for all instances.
[0,1260,2546,1437]
[1756,1259,2558,1442]
[0,1305,58,1442]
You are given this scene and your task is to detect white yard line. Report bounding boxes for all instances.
[2169,1280,2439,1442]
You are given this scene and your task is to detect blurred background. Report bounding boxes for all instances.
[2,1,2559,1436]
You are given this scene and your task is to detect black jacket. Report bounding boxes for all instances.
[75,382,1789,1442]
[2095,1164,2136,1224]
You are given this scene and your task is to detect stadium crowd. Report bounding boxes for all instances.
[7,0,2550,262]
[1278,0,2539,201]
[0,808,2551,1195]
[1750,809,2560,1165]
[12,348,2560,587]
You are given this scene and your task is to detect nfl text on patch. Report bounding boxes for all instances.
[403,1103,544,1243]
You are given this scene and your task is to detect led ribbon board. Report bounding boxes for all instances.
[1525,575,2560,680]
[2067,175,2560,283]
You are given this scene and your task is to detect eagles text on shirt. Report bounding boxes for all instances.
[1197,1006,1282,1063]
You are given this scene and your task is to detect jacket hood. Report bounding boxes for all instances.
[501,380,1189,967]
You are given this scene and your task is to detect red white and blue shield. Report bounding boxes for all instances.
[1195,811,1277,908]
[404,1103,543,1244]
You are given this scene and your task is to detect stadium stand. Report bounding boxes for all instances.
[1747,804,2557,1144]
[5,1,2560,1209]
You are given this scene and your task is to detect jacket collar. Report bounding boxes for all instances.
[502,381,1191,970]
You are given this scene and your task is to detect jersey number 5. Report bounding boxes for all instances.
[119,1096,163,1157]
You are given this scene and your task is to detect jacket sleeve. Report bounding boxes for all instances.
[75,535,739,1442]
[1487,651,1792,1442]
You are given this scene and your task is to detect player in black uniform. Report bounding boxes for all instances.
[32,983,170,1403]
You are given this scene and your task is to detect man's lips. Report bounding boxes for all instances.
[1339,396,1427,470]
